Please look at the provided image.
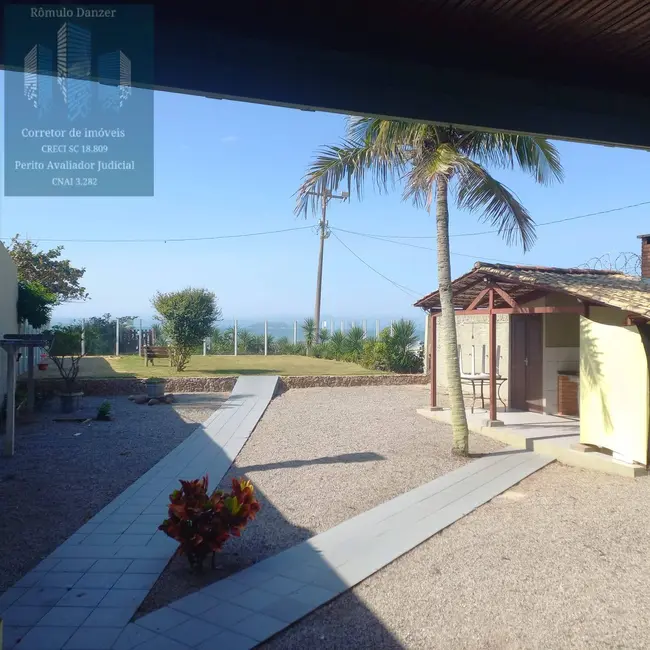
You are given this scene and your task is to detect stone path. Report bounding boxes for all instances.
[126,447,553,649]
[0,376,279,650]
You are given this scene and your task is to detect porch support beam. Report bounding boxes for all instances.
[429,313,438,410]
[467,287,490,312]
[493,285,519,309]
[489,288,498,422]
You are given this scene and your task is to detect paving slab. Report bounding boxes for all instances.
[147,447,552,648]
[0,377,278,650]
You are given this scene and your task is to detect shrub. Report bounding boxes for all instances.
[159,475,261,571]
[96,401,112,421]
[152,288,221,371]
[17,280,56,329]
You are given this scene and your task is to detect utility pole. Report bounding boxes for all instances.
[306,188,348,343]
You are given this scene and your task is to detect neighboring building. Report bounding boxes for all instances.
[416,235,650,418]
[0,244,19,403]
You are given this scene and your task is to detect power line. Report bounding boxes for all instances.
[331,231,423,298]
[335,199,650,240]
[330,227,521,265]
[1,225,315,244]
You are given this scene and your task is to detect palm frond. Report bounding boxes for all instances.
[457,133,564,186]
[454,157,536,251]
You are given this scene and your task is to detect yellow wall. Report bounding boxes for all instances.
[0,244,18,400]
[580,316,649,465]
[588,305,628,327]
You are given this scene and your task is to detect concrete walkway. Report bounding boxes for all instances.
[126,447,553,649]
[0,376,278,650]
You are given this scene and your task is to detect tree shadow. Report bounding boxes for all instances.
[236,452,386,473]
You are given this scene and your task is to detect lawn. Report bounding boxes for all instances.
[32,354,386,378]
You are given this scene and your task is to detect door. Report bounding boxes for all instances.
[510,315,543,412]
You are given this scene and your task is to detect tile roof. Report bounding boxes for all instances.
[414,262,650,318]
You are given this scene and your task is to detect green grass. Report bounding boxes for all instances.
[32,354,386,379]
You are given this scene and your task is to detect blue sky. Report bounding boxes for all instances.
[3,82,650,325]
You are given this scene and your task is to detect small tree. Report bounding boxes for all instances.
[152,288,221,371]
[17,280,56,329]
[46,325,86,392]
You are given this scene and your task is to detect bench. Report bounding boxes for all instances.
[143,346,171,366]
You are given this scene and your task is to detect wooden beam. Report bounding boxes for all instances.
[489,289,497,422]
[466,287,490,312]
[454,306,586,316]
[493,285,519,309]
[429,314,437,409]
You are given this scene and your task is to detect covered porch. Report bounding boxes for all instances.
[415,260,650,475]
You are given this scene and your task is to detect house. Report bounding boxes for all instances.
[415,234,650,472]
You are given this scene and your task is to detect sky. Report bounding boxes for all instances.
[3,77,650,326]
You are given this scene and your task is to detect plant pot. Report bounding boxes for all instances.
[146,381,165,399]
[59,391,84,413]
[38,363,48,371]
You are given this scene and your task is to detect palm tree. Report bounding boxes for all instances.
[319,327,331,343]
[302,317,316,355]
[329,331,346,360]
[345,325,365,360]
[296,118,563,455]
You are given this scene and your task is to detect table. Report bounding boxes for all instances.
[460,375,508,413]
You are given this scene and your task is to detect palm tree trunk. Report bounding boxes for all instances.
[435,175,470,455]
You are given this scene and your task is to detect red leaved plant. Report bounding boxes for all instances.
[159,475,261,570]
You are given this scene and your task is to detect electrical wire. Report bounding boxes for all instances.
[334,199,650,240]
[330,231,423,298]
[1,225,315,244]
[330,226,521,264]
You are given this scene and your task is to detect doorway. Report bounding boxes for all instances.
[510,314,544,412]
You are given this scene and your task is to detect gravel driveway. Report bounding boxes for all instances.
[0,393,226,593]
[141,385,504,612]
[262,461,650,650]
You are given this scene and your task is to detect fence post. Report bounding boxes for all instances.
[115,319,120,356]
[264,320,268,356]
[138,319,143,356]
[340,320,345,334]
[293,321,297,345]
[376,319,380,337]
[81,319,86,356]
[203,339,207,356]
[390,320,394,336]
[234,320,238,356]
[351,320,356,328]
[362,319,367,338]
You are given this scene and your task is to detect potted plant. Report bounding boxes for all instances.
[46,325,86,413]
[145,377,165,399]
[38,353,49,371]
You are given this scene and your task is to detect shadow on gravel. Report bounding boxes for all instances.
[236,451,386,473]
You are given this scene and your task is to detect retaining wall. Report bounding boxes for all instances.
[26,373,429,396]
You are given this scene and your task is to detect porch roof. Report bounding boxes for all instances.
[414,262,650,318]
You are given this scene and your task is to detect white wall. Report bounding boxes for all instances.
[0,244,18,402]
[433,314,510,403]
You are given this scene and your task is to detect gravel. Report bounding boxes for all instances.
[262,461,650,650]
[0,393,227,593]
[141,385,504,612]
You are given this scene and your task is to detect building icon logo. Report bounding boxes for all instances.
[23,21,131,120]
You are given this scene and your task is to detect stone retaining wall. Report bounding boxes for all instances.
[27,374,428,396]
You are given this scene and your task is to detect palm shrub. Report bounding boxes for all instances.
[328,331,346,360]
[274,336,291,354]
[296,117,563,455]
[319,327,331,343]
[237,329,255,354]
[302,318,315,355]
[344,325,365,362]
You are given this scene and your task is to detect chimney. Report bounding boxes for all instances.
[639,234,650,278]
